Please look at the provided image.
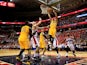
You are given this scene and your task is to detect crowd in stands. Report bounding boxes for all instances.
[57,28,87,51]
[58,13,87,26]
[0,28,87,51]
[39,12,87,27]
[0,43,19,49]
[0,11,87,50]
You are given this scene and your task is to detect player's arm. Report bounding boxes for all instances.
[41,25,49,28]
[47,12,51,19]
[53,10,58,21]
[34,17,42,26]
[53,10,57,18]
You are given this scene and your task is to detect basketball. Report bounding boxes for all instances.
[47,7,53,13]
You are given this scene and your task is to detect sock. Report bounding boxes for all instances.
[18,49,25,57]
[34,53,39,57]
[22,53,25,60]
[57,53,61,58]
[57,53,61,64]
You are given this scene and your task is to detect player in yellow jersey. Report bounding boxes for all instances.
[46,9,58,52]
[48,10,58,44]
[39,29,47,55]
[16,21,32,62]
[32,28,47,60]
[47,9,61,62]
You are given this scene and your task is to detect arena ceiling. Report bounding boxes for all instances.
[0,0,87,21]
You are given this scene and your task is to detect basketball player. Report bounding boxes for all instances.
[39,29,47,55]
[16,21,32,62]
[47,9,60,55]
[48,9,58,44]
[40,4,58,50]
[65,34,76,58]
[8,29,16,43]
[47,10,61,63]
[29,17,42,58]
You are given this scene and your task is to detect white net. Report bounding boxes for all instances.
[40,4,48,14]
[39,0,61,12]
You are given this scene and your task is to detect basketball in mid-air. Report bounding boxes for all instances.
[47,7,53,13]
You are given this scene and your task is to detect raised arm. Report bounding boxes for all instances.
[34,17,42,26]
[47,12,52,19]
[53,10,58,21]
[53,10,57,18]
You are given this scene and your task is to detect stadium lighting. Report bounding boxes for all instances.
[10,0,13,2]
[77,13,87,18]
[8,2,15,7]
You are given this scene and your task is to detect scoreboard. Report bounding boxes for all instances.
[0,0,15,7]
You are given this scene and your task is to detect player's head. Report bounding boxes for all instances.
[25,21,29,25]
[25,21,32,28]
[66,33,70,37]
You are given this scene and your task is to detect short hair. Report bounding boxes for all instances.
[25,21,29,25]
[24,21,32,28]
[66,33,70,36]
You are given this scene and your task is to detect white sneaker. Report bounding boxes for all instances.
[57,54,61,59]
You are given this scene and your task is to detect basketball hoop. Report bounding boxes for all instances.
[40,4,53,14]
[40,4,48,14]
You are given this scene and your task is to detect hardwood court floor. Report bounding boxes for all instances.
[0,49,87,58]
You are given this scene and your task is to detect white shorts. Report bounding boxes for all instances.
[67,43,75,51]
[31,36,39,48]
[53,38,58,48]
[58,44,65,48]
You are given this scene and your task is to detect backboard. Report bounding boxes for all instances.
[38,0,61,12]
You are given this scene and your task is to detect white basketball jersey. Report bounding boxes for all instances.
[66,38,73,44]
[32,29,38,37]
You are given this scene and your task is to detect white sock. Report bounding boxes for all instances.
[34,53,39,57]
[57,53,61,58]
[22,53,25,60]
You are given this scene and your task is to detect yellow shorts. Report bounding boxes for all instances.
[18,39,30,49]
[40,41,46,48]
[48,28,56,38]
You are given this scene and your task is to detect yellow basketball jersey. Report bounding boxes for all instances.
[48,19,57,37]
[19,25,30,41]
[40,32,45,42]
[39,32,46,48]
[50,19,57,29]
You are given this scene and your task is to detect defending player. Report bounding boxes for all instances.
[47,9,58,44]
[65,34,76,58]
[29,17,42,58]
[39,29,48,55]
[16,21,32,63]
